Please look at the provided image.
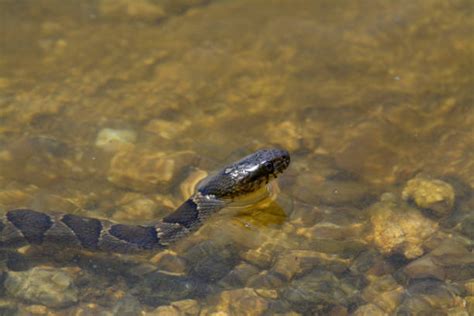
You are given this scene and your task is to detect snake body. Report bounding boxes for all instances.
[0,149,290,253]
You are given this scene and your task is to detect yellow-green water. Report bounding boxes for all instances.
[0,0,473,315]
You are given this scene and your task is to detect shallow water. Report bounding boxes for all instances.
[0,0,473,315]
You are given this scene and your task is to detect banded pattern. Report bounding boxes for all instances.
[0,149,290,253]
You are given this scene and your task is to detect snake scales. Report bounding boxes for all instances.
[0,149,290,253]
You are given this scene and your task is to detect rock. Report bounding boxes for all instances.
[148,305,180,316]
[460,214,474,239]
[219,262,260,288]
[145,119,192,140]
[107,149,196,191]
[201,288,270,315]
[366,193,438,259]
[99,0,166,21]
[467,296,474,315]
[272,250,350,281]
[150,250,187,274]
[352,304,385,316]
[0,299,17,315]
[396,279,467,315]
[1,136,78,185]
[170,299,200,316]
[111,294,142,316]
[241,247,274,269]
[183,240,239,282]
[404,255,446,280]
[361,275,404,313]
[350,250,395,276]
[402,177,455,217]
[465,279,474,295]
[95,127,136,152]
[132,270,206,306]
[281,271,358,313]
[5,267,78,308]
[112,195,159,222]
[429,239,474,267]
[247,270,286,289]
[296,221,365,241]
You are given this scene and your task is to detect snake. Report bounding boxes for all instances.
[0,149,290,253]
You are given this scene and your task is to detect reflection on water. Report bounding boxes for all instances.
[0,0,473,314]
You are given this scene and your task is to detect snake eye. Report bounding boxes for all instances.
[263,161,274,173]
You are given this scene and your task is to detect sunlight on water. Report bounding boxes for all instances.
[0,0,473,315]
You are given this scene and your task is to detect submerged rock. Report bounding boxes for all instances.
[145,299,199,316]
[219,262,260,288]
[99,0,166,21]
[107,149,196,191]
[402,177,455,217]
[366,193,438,259]
[5,267,78,308]
[271,250,350,281]
[361,275,404,314]
[201,288,270,316]
[95,127,137,152]
[183,240,239,282]
[132,270,206,306]
[281,271,359,313]
[352,303,385,316]
[396,279,468,315]
[404,238,474,282]
[404,255,446,280]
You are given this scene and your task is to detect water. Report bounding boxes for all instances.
[0,0,473,315]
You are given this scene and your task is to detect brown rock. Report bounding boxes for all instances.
[404,255,445,280]
[170,299,200,315]
[361,275,404,314]
[352,304,386,316]
[367,194,438,259]
[402,177,455,217]
[272,250,350,280]
[203,288,269,315]
[107,149,196,191]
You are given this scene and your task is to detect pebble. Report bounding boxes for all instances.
[247,270,286,289]
[366,193,438,259]
[404,255,446,280]
[150,250,187,274]
[241,247,274,269]
[352,304,385,316]
[145,119,192,140]
[402,177,455,217]
[112,195,159,222]
[183,240,239,282]
[170,299,200,315]
[218,262,260,287]
[5,267,78,308]
[396,279,467,314]
[99,0,166,21]
[132,271,205,306]
[281,271,358,313]
[201,288,270,315]
[361,275,404,313]
[272,250,350,281]
[95,127,136,152]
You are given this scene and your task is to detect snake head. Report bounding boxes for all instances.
[197,148,290,199]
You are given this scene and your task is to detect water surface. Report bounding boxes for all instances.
[0,0,473,315]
